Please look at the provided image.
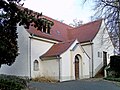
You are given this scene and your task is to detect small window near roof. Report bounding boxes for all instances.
[57,30,60,35]
[98,52,102,58]
[33,60,39,71]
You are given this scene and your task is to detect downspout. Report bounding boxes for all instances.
[90,41,94,77]
[70,50,73,80]
[58,56,61,82]
[29,37,32,79]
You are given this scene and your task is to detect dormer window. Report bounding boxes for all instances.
[35,18,53,34]
[41,22,51,34]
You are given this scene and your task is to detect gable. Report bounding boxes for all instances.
[93,20,114,48]
[68,19,102,43]
[40,40,75,58]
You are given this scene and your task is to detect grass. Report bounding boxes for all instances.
[32,76,58,83]
[104,77,120,86]
[104,77,120,82]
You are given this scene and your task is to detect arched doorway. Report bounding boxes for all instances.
[75,54,82,80]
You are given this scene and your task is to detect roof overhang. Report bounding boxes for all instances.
[29,34,59,44]
[40,55,61,61]
[80,41,93,46]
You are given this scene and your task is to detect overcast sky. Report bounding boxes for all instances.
[24,0,95,25]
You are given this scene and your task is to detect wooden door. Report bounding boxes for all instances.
[75,58,79,80]
[103,51,107,67]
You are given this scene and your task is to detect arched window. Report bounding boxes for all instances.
[34,60,39,71]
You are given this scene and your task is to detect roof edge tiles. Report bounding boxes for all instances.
[40,39,76,58]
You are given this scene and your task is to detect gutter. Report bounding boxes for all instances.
[40,56,61,60]
[29,34,59,44]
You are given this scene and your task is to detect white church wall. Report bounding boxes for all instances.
[81,44,92,77]
[60,50,71,81]
[0,25,30,77]
[71,43,90,79]
[41,59,59,80]
[30,37,54,78]
[92,21,114,76]
[60,40,90,82]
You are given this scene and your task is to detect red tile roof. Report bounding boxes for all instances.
[27,15,73,42]
[28,17,102,43]
[18,7,103,58]
[39,19,102,57]
[22,6,102,43]
[22,7,103,57]
[22,6,102,42]
[40,40,75,58]
[68,19,102,43]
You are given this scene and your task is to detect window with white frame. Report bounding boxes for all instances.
[33,60,39,71]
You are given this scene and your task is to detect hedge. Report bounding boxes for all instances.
[110,55,120,77]
[0,74,29,90]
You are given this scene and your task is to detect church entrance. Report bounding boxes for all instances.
[75,54,82,80]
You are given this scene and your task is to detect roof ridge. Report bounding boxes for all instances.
[19,6,103,44]
[43,15,73,28]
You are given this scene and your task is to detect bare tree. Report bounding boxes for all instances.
[84,0,120,54]
[69,19,83,27]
